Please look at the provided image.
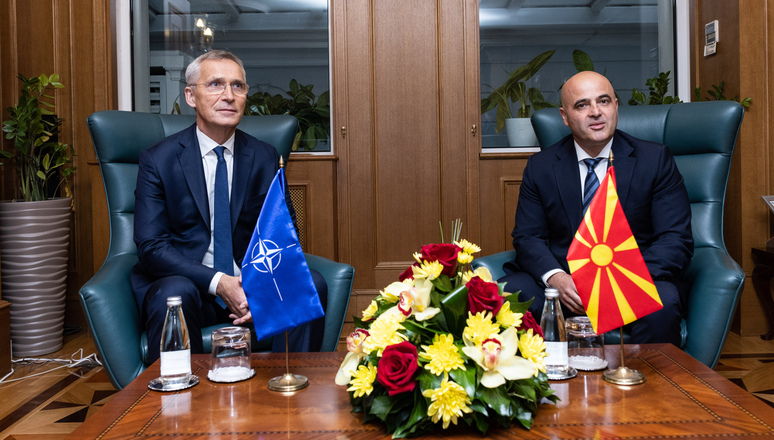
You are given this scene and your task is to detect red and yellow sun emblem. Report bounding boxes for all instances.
[567,167,662,335]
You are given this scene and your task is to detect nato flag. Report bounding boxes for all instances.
[241,168,324,341]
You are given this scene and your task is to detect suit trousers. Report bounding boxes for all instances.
[499,271,683,346]
[142,269,328,363]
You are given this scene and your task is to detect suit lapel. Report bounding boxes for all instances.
[230,130,255,230]
[178,125,210,227]
[552,138,584,227]
[610,132,635,208]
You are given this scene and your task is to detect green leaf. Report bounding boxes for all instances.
[573,49,594,72]
[391,391,430,438]
[476,386,513,418]
[440,285,468,336]
[430,275,453,293]
[449,362,476,397]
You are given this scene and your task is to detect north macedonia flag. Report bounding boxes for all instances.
[567,167,662,335]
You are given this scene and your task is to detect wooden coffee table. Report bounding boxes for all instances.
[68,344,774,439]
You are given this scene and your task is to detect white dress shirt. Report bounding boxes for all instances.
[541,139,614,286]
[195,127,240,295]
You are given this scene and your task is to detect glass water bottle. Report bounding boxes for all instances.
[159,296,192,388]
[540,287,576,380]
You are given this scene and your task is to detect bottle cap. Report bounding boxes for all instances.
[167,296,182,306]
[544,287,559,298]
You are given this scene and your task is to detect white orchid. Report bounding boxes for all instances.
[461,327,537,388]
[335,328,370,386]
[397,278,440,321]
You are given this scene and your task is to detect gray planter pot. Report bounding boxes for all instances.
[505,118,539,147]
[0,198,72,357]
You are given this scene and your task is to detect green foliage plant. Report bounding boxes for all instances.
[572,49,595,73]
[245,79,330,151]
[694,81,751,108]
[2,74,75,202]
[628,71,683,106]
[481,50,558,133]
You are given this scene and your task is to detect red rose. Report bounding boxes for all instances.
[376,341,419,396]
[519,310,544,338]
[421,243,461,277]
[399,263,418,282]
[466,276,504,316]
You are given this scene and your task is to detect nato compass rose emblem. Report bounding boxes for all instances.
[243,235,298,301]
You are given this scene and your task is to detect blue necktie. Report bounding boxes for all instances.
[582,158,603,214]
[213,146,233,277]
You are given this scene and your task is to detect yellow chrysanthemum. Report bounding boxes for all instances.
[518,329,547,374]
[454,239,481,255]
[422,374,473,429]
[495,303,523,328]
[362,300,378,321]
[460,267,493,285]
[457,252,474,265]
[362,311,407,356]
[413,260,443,280]
[420,334,466,376]
[462,311,501,346]
[347,363,377,398]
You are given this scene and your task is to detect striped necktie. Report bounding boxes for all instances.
[582,158,603,214]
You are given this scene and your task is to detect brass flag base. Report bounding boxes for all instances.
[268,372,309,392]
[268,331,309,392]
[603,328,646,386]
[603,366,646,385]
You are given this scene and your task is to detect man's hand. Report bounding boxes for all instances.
[216,275,252,324]
[547,272,585,314]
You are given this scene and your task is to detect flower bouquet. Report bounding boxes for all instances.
[335,225,557,438]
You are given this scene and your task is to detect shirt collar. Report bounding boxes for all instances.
[196,126,236,158]
[574,138,613,162]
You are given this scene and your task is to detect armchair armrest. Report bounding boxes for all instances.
[78,254,144,390]
[305,253,354,352]
[682,247,744,367]
[471,250,515,281]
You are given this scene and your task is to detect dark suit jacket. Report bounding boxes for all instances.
[130,123,295,306]
[508,130,693,284]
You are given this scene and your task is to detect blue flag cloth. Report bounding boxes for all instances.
[241,168,324,341]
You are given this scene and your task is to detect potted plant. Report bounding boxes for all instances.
[245,79,330,152]
[481,50,557,147]
[695,81,752,108]
[628,71,683,106]
[0,73,75,356]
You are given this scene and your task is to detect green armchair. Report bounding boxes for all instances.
[80,111,354,389]
[473,101,744,368]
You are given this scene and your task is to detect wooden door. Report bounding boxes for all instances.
[331,0,482,341]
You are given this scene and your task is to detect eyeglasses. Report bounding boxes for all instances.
[190,81,249,95]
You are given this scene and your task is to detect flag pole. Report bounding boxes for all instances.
[268,331,309,392]
[599,151,645,385]
[602,328,645,385]
[266,156,309,392]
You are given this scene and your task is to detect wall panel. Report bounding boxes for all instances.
[0,0,113,328]
[332,0,481,349]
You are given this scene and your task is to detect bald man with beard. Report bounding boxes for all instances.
[499,71,693,345]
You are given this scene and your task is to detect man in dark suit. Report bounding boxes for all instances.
[501,71,693,345]
[132,50,327,362]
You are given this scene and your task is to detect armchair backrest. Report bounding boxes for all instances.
[531,101,745,367]
[87,111,298,265]
[531,101,744,252]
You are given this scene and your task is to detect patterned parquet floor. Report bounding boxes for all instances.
[1,330,774,439]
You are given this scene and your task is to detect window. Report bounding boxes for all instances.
[480,0,676,150]
[131,0,331,152]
